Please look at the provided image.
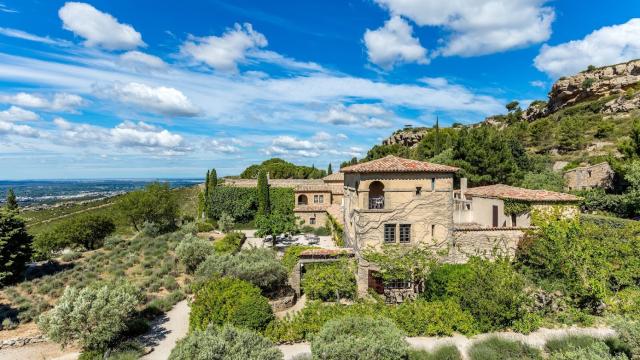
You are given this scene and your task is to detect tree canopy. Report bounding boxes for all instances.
[0,209,32,285]
[116,182,179,232]
[240,158,325,179]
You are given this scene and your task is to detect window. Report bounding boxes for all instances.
[310,217,316,225]
[384,224,396,243]
[431,178,436,191]
[511,214,517,227]
[313,194,324,204]
[492,205,499,227]
[415,186,422,195]
[399,224,411,243]
[385,278,411,289]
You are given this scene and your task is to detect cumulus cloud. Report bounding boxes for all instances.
[210,139,241,154]
[534,18,640,78]
[94,82,200,117]
[0,106,39,121]
[59,2,144,50]
[53,117,189,154]
[373,0,554,58]
[321,103,393,128]
[364,16,428,69]
[0,92,84,112]
[181,23,267,72]
[0,121,41,137]
[120,51,167,70]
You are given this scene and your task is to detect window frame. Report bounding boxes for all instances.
[313,194,324,204]
[384,223,396,244]
[399,224,411,243]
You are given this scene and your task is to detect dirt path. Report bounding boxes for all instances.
[278,326,616,360]
[275,294,307,319]
[0,342,79,360]
[140,300,190,360]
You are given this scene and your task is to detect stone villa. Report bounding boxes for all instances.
[290,155,581,298]
[563,162,614,191]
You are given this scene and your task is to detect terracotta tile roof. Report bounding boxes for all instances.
[224,178,324,188]
[340,155,459,174]
[323,172,344,182]
[464,184,581,202]
[299,248,354,257]
[294,184,331,192]
[329,185,343,195]
[294,204,329,212]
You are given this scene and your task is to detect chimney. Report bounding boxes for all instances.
[460,178,467,199]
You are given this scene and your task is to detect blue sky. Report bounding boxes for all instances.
[0,0,639,179]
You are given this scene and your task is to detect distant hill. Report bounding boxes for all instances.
[240,158,326,179]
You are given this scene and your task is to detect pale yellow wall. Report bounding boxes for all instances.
[295,211,328,228]
[295,191,330,206]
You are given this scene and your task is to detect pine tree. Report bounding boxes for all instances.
[327,163,333,175]
[0,210,32,285]
[5,189,18,211]
[257,170,270,217]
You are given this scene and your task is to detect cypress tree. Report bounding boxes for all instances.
[327,163,333,175]
[208,168,217,190]
[5,189,18,211]
[204,170,210,199]
[257,170,270,217]
[0,209,32,285]
[434,116,441,156]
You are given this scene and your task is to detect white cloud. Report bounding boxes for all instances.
[321,103,393,128]
[0,92,85,112]
[0,106,39,121]
[210,139,241,154]
[181,23,267,72]
[94,82,200,117]
[530,80,546,88]
[0,27,68,46]
[364,16,428,69]
[53,117,189,154]
[0,3,17,13]
[312,131,332,141]
[59,2,144,50]
[534,18,640,78]
[120,51,167,69]
[272,135,316,150]
[0,121,41,137]
[374,0,554,57]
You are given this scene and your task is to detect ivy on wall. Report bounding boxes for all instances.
[205,186,294,222]
[503,199,532,216]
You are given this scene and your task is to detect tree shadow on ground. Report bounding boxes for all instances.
[23,260,74,281]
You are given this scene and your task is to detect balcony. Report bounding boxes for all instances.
[368,196,385,210]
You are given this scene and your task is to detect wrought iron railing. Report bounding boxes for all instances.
[368,196,384,209]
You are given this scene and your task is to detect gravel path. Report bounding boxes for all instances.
[278,326,616,360]
[0,342,79,360]
[141,300,190,360]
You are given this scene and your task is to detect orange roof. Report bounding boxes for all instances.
[294,184,331,192]
[340,155,459,174]
[464,184,581,202]
[323,172,344,182]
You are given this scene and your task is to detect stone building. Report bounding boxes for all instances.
[334,155,581,299]
[564,162,614,191]
[293,173,344,228]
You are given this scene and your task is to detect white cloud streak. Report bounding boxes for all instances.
[93,82,200,117]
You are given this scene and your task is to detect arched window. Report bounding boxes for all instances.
[297,194,308,206]
[368,181,385,209]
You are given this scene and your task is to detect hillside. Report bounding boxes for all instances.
[361,60,640,174]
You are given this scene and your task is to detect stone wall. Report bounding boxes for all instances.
[449,229,526,263]
[0,334,47,349]
[564,162,614,190]
[295,210,328,228]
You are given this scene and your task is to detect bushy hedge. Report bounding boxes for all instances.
[265,299,477,344]
[310,316,409,360]
[38,282,142,351]
[468,337,542,360]
[301,261,356,301]
[548,341,626,360]
[195,248,287,294]
[206,187,293,222]
[33,213,115,259]
[175,235,214,273]
[423,258,529,332]
[212,231,246,254]
[190,277,273,331]
[170,324,283,360]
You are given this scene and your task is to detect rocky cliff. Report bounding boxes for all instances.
[524,59,640,120]
[382,128,429,147]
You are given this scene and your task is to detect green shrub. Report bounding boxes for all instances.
[511,312,543,334]
[457,258,529,332]
[195,248,287,294]
[116,182,179,233]
[606,288,640,319]
[548,341,628,360]
[61,251,81,262]
[408,346,462,360]
[468,337,542,360]
[175,235,214,273]
[423,263,473,302]
[212,231,246,254]
[546,335,601,353]
[390,299,477,336]
[33,214,115,258]
[190,277,273,331]
[301,261,356,301]
[311,316,409,360]
[38,282,142,351]
[195,221,215,232]
[170,324,283,360]
[610,317,640,359]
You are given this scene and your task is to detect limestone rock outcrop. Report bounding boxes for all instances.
[382,128,428,148]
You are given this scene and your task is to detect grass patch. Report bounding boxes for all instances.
[409,345,462,360]
[545,335,601,353]
[468,337,542,360]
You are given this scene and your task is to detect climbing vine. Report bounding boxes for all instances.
[503,199,532,216]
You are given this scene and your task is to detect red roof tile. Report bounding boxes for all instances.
[340,155,459,174]
[294,184,331,192]
[464,184,581,202]
[323,172,344,182]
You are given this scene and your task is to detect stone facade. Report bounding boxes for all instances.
[449,229,526,263]
[564,162,614,191]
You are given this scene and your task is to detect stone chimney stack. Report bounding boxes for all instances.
[460,177,467,199]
